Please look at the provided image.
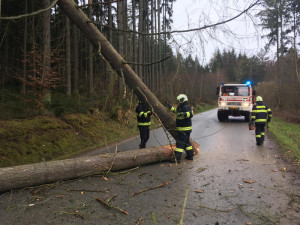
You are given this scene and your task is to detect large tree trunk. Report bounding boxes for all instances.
[117,0,125,101]
[132,0,137,73]
[138,0,144,79]
[88,0,94,96]
[157,0,162,92]
[42,0,51,103]
[65,16,71,97]
[72,23,79,95]
[0,145,174,193]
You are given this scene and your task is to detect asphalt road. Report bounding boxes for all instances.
[1,109,299,225]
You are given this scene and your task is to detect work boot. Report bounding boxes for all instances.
[185,150,194,160]
[185,156,193,161]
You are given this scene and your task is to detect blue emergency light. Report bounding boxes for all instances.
[245,81,251,86]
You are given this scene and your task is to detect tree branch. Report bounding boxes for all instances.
[0,0,59,20]
[125,55,171,66]
[93,0,261,35]
[77,0,121,8]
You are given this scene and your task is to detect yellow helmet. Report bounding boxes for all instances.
[256,96,263,102]
[177,94,188,103]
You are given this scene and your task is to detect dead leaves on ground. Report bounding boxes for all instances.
[243,179,255,184]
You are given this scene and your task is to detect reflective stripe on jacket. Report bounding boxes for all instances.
[136,103,151,126]
[251,102,272,124]
[170,102,193,131]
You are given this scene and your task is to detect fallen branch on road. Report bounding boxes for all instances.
[132,182,170,197]
[135,217,143,225]
[179,187,189,225]
[66,188,107,193]
[96,197,128,215]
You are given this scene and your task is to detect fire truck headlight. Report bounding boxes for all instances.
[242,102,250,107]
[220,102,226,106]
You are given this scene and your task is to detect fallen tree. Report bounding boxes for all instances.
[0,145,175,193]
[0,1,202,193]
[56,0,183,142]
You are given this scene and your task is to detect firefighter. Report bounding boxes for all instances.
[136,100,152,149]
[165,94,194,163]
[251,96,272,146]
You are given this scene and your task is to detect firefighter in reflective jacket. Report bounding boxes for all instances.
[251,96,272,146]
[165,94,194,163]
[136,100,152,149]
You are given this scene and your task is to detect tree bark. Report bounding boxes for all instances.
[22,0,28,95]
[157,0,162,92]
[88,0,94,96]
[117,0,125,101]
[107,0,112,44]
[66,16,71,97]
[0,145,174,193]
[132,0,137,73]
[56,0,198,149]
[138,0,144,78]
[150,0,154,91]
[72,23,79,95]
[42,0,51,103]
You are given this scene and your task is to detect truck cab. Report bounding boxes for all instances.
[216,82,255,122]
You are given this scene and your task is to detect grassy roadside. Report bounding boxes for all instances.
[0,103,215,168]
[0,110,144,168]
[268,117,300,163]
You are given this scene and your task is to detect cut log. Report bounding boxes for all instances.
[0,145,176,193]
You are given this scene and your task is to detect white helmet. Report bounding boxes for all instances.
[176,94,188,103]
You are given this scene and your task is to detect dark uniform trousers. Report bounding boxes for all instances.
[175,131,193,161]
[255,123,265,145]
[139,126,150,149]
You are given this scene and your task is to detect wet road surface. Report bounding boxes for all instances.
[1,109,299,225]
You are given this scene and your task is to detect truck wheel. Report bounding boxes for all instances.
[218,111,227,122]
[245,113,250,122]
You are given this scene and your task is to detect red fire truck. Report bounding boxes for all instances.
[216,82,256,122]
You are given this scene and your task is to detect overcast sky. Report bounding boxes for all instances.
[172,0,268,65]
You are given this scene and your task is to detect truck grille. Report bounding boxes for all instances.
[227,102,241,106]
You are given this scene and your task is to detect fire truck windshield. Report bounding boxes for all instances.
[222,86,249,96]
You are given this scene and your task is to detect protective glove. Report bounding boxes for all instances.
[267,118,271,123]
[164,102,171,110]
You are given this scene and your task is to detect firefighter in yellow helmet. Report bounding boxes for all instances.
[251,96,272,146]
[165,94,194,163]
